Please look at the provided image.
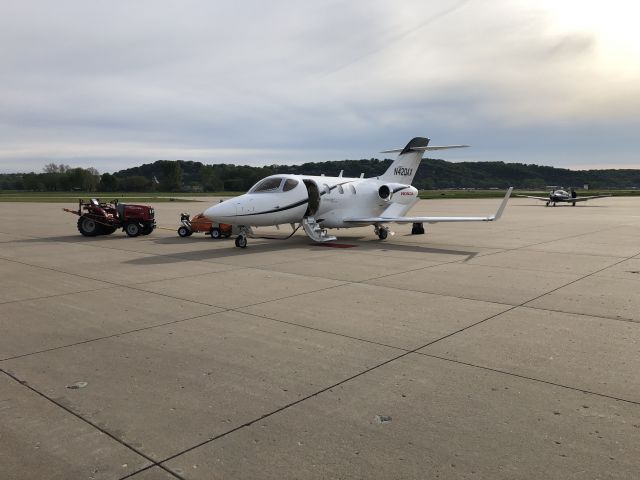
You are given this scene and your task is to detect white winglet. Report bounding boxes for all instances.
[490,187,513,220]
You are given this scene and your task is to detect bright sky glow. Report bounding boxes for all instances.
[0,0,638,173]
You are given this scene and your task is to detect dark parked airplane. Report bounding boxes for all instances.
[518,187,610,207]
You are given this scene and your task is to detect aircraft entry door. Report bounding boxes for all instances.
[303,179,320,217]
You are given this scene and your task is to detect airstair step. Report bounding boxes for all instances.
[302,217,336,243]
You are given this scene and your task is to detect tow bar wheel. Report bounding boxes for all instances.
[210,227,222,239]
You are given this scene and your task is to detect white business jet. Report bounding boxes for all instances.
[204,137,513,248]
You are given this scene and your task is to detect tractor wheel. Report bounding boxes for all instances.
[125,222,141,237]
[178,226,190,237]
[210,227,222,239]
[141,224,154,235]
[77,215,99,237]
[101,225,117,235]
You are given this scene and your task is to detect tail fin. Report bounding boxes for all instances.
[379,137,469,184]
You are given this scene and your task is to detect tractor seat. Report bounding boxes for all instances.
[116,203,127,218]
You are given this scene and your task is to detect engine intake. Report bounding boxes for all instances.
[378,185,391,200]
[377,183,418,204]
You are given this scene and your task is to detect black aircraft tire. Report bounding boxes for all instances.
[378,228,388,240]
[235,235,247,248]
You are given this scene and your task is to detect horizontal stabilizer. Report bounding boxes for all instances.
[381,145,469,154]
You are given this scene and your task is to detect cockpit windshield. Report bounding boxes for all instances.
[249,177,284,193]
[283,179,299,191]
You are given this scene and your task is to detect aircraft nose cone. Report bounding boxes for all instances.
[204,201,235,221]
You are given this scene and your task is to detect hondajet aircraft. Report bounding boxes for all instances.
[204,137,513,248]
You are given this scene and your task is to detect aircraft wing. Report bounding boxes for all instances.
[516,195,550,201]
[345,188,513,224]
[572,195,611,202]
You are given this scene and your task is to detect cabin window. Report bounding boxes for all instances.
[283,179,299,192]
[250,177,283,193]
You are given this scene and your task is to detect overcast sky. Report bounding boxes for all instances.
[1,0,639,173]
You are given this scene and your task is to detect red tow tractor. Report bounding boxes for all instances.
[64,198,156,237]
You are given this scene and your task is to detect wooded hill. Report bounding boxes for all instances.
[2,158,639,191]
[111,158,640,191]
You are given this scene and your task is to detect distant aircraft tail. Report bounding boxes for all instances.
[379,137,469,185]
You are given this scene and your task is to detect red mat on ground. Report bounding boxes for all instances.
[313,243,358,248]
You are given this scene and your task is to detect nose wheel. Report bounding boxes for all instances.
[233,226,251,248]
[235,235,247,248]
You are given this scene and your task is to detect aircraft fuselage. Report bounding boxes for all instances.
[204,174,418,229]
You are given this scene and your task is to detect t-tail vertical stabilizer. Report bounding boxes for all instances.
[380,136,469,185]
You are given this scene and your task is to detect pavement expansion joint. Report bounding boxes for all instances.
[236,308,408,352]
[124,302,522,474]
[418,352,640,406]
[0,369,185,480]
[0,284,123,306]
[0,310,227,362]
[521,248,640,308]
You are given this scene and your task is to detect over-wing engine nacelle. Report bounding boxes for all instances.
[378,183,418,204]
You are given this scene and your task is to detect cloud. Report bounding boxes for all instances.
[1,0,639,173]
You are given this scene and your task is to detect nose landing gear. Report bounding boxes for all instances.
[234,226,250,248]
[235,235,247,248]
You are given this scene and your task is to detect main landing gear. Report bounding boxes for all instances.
[411,222,425,235]
[374,225,389,240]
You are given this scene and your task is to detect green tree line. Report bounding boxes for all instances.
[2,158,640,192]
